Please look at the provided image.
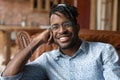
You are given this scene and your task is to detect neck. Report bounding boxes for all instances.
[60,39,82,56]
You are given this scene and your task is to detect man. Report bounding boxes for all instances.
[0,3,120,80]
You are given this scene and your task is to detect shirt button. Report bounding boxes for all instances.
[54,57,59,61]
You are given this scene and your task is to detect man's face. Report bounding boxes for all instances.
[50,12,78,49]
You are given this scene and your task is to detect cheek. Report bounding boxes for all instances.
[71,27,78,35]
[69,28,75,35]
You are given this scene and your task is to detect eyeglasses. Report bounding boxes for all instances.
[50,21,72,31]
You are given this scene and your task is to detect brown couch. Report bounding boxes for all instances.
[16,29,120,61]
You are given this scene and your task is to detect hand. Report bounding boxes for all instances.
[33,29,53,44]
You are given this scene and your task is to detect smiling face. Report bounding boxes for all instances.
[50,12,79,49]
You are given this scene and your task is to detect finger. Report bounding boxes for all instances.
[47,30,53,44]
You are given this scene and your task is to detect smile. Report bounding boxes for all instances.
[59,36,70,42]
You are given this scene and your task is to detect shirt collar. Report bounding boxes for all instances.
[53,39,88,59]
[71,40,88,58]
[78,39,88,54]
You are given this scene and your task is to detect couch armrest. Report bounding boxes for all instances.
[16,31,58,61]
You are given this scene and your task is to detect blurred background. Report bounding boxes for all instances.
[0,0,120,72]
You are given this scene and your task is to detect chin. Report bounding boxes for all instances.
[58,42,73,49]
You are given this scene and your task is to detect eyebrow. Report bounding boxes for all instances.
[53,12,62,17]
[51,21,71,26]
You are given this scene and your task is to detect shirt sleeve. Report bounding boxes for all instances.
[21,60,48,80]
[0,53,48,80]
[0,72,23,80]
[102,44,120,80]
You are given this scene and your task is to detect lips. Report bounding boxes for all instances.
[59,36,70,42]
[56,33,72,42]
[56,34,71,43]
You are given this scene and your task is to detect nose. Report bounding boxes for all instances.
[59,26,67,33]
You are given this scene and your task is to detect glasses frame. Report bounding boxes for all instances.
[50,21,73,32]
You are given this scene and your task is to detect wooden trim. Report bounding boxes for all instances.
[112,0,118,31]
[53,0,58,4]
[45,0,50,11]
[90,0,96,30]
[74,0,78,7]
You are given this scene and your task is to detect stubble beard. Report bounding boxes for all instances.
[55,35,79,50]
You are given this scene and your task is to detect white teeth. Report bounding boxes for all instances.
[60,37,69,42]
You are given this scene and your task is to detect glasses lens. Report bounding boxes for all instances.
[51,21,72,31]
[63,21,72,28]
[51,24,59,31]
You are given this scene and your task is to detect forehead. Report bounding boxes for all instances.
[50,12,69,24]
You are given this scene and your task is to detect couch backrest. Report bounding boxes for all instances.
[16,29,120,61]
[79,29,120,52]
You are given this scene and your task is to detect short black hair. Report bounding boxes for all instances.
[49,4,79,24]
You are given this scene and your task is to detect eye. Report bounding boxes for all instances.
[51,24,59,31]
[63,21,72,28]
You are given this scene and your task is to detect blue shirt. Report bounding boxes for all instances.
[1,40,120,80]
